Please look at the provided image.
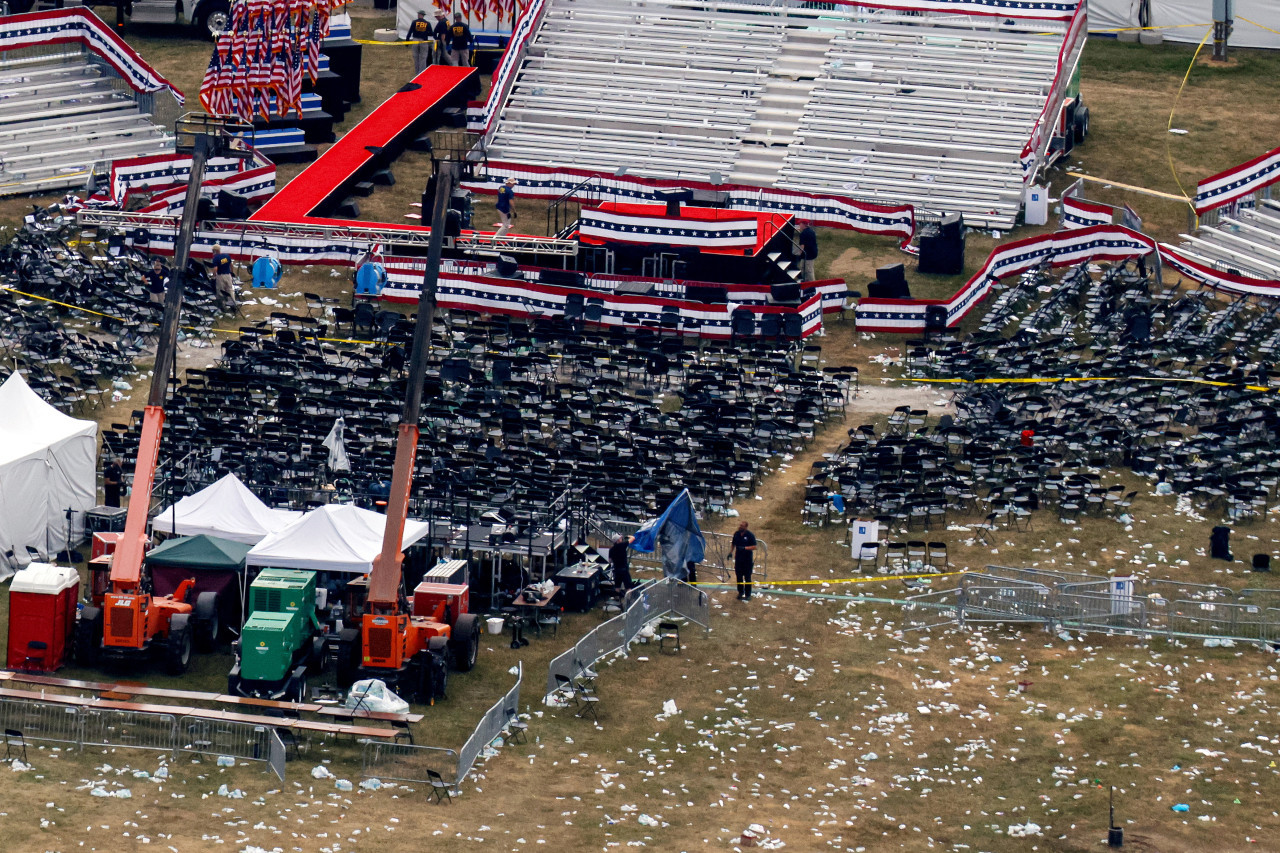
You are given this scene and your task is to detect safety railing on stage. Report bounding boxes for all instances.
[358,661,522,788]
[545,577,710,700]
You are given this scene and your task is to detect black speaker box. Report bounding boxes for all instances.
[217,190,250,220]
[770,283,802,304]
[876,263,906,291]
[685,284,727,304]
[539,268,586,288]
[496,255,519,277]
[918,233,965,275]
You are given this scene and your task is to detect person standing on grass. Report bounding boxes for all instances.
[609,534,636,592]
[103,456,123,508]
[495,177,517,236]
[147,257,168,305]
[409,10,434,75]
[445,12,473,67]
[796,219,819,282]
[732,520,757,601]
[211,243,235,311]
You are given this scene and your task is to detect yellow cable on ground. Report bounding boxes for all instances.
[1,285,388,347]
[1065,172,1189,202]
[1165,26,1214,210]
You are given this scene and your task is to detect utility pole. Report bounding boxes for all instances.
[1212,0,1234,63]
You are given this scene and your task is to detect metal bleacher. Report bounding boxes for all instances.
[483,0,1072,229]
[1175,199,1280,282]
[0,49,173,198]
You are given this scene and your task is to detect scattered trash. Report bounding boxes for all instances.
[216,756,236,767]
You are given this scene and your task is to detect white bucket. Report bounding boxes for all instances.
[486,617,505,635]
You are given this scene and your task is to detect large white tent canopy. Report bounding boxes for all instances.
[152,474,301,545]
[246,504,430,574]
[0,372,96,579]
[1089,1,1280,50]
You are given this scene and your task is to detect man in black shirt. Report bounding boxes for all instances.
[146,257,168,305]
[731,520,757,601]
[103,456,123,508]
[211,243,235,310]
[409,10,434,75]
[445,13,473,67]
[608,534,636,592]
[796,219,819,282]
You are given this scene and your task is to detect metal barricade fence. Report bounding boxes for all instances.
[1167,601,1280,645]
[983,565,1103,587]
[1056,591,1146,633]
[0,697,83,747]
[179,716,276,763]
[360,741,459,786]
[545,577,713,700]
[961,576,1056,624]
[902,588,963,632]
[456,661,522,785]
[1144,579,1233,602]
[81,707,178,755]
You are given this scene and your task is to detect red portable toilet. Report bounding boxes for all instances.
[6,563,80,672]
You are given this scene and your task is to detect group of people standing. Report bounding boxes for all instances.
[607,521,758,601]
[410,9,474,75]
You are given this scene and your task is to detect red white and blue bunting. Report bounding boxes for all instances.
[1194,145,1280,216]
[0,8,183,104]
[92,150,275,214]
[578,208,761,250]
[836,0,1079,21]
[1061,196,1113,230]
[464,162,916,249]
[468,0,547,137]
[1020,2,1086,183]
[856,225,1157,333]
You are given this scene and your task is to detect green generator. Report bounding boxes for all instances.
[230,568,322,700]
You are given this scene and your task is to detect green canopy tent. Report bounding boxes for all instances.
[145,534,252,638]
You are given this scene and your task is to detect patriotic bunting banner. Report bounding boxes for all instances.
[464,162,916,249]
[1160,243,1280,297]
[468,0,546,138]
[0,8,183,104]
[1061,196,1113,230]
[1019,2,1087,183]
[93,150,275,213]
[825,0,1080,21]
[579,208,761,250]
[856,225,1157,333]
[1195,145,1280,216]
[199,0,341,122]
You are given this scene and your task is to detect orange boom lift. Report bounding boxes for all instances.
[76,116,250,673]
[349,160,479,701]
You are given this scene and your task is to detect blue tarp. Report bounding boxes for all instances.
[631,488,705,581]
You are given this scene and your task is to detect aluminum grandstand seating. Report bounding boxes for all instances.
[1175,200,1280,280]
[482,0,1074,228]
[0,51,172,197]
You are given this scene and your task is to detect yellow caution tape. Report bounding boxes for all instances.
[910,375,1276,392]
[1065,172,1191,202]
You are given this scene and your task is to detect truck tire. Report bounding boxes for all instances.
[310,636,327,669]
[1074,106,1090,144]
[166,614,193,675]
[450,613,481,672]
[194,0,231,40]
[288,669,307,703]
[194,591,219,651]
[228,665,242,697]
[75,606,103,666]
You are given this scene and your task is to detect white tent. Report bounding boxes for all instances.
[0,372,96,579]
[246,504,430,574]
[1089,1,1280,50]
[152,474,301,545]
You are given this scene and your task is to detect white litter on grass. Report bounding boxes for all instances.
[217,784,245,799]
[637,813,659,827]
[655,699,680,721]
[335,779,353,792]
[311,765,334,779]
[90,787,131,798]
[359,778,382,791]
[1007,821,1043,837]
[9,760,32,772]
[216,756,236,767]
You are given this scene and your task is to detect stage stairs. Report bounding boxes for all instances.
[728,26,831,186]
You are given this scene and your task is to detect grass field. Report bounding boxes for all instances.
[3,7,1280,852]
